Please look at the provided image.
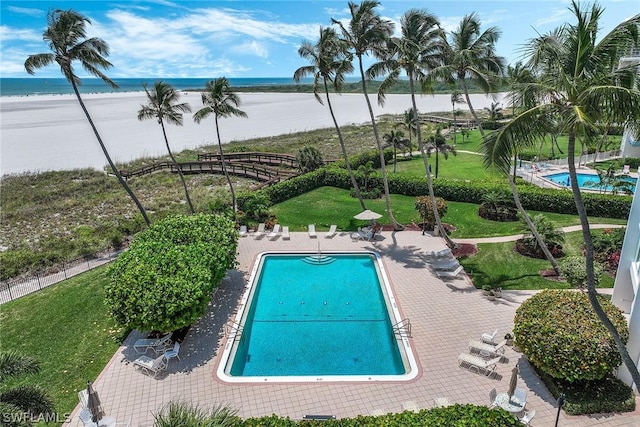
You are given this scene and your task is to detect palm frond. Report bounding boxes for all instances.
[0,351,40,382]
[0,385,55,416]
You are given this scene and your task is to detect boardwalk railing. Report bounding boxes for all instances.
[197,152,298,168]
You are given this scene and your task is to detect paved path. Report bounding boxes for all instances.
[455,223,625,244]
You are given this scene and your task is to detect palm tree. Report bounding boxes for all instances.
[435,13,506,136]
[138,81,194,214]
[450,91,465,144]
[397,108,418,154]
[332,0,402,230]
[24,9,150,226]
[193,78,248,216]
[294,26,366,210]
[154,401,238,427]
[0,351,54,422]
[382,129,411,172]
[368,8,455,244]
[427,127,457,179]
[482,1,640,389]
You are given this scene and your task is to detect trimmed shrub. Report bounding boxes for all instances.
[415,196,448,230]
[559,256,604,288]
[514,289,628,382]
[296,146,323,173]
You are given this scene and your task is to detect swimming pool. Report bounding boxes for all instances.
[544,172,636,193]
[217,251,418,383]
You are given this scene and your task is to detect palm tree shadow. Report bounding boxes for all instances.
[367,230,433,269]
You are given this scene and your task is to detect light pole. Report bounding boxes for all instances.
[554,393,566,427]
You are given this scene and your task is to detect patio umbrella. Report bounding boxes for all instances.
[353,210,382,221]
[507,365,519,403]
[86,381,105,425]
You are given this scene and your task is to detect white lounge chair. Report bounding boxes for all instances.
[133,353,167,378]
[469,339,507,357]
[430,258,460,271]
[164,342,181,363]
[481,329,498,344]
[253,223,266,239]
[458,353,502,376]
[268,224,281,240]
[435,265,464,279]
[238,225,248,237]
[513,387,528,406]
[133,333,172,354]
[520,409,535,425]
[282,226,290,240]
[426,248,452,258]
[325,224,337,238]
[308,224,317,238]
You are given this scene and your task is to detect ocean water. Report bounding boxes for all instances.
[0,77,317,97]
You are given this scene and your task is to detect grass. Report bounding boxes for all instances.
[387,152,503,181]
[0,266,124,415]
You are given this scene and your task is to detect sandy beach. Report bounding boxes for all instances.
[0,91,504,175]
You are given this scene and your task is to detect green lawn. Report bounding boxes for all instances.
[0,267,124,415]
[388,152,503,181]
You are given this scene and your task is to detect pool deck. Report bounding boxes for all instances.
[74,230,640,426]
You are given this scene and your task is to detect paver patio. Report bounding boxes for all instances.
[72,230,640,426]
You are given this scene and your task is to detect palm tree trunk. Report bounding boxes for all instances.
[70,81,150,226]
[435,147,440,178]
[215,116,237,216]
[567,131,640,391]
[507,176,560,275]
[452,103,457,145]
[357,55,402,230]
[160,120,194,214]
[461,79,484,136]
[410,74,454,247]
[323,79,366,210]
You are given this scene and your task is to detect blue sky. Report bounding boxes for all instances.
[1,0,637,78]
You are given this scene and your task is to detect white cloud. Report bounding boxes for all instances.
[6,6,44,17]
[535,8,572,26]
[0,25,42,42]
[234,41,268,58]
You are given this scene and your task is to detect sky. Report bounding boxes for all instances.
[1,0,638,79]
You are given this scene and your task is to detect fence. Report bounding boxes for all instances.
[545,149,621,167]
[0,249,120,304]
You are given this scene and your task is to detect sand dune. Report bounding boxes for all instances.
[0,91,504,175]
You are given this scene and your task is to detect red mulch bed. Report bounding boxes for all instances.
[452,243,478,257]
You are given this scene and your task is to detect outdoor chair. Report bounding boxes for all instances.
[133,333,172,354]
[282,226,290,240]
[488,388,497,408]
[623,164,631,174]
[253,223,266,240]
[401,401,419,413]
[469,339,507,357]
[268,224,281,240]
[457,353,502,377]
[481,329,498,344]
[238,225,248,237]
[520,409,535,425]
[435,265,464,279]
[426,248,452,258]
[133,353,168,378]
[513,387,527,405]
[434,397,451,408]
[164,342,181,363]
[325,224,337,238]
[429,258,460,271]
[308,224,317,238]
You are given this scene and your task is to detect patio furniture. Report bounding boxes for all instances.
[429,258,460,271]
[308,224,317,238]
[325,224,337,238]
[253,223,266,240]
[513,387,527,406]
[481,329,498,344]
[133,353,168,378]
[623,164,631,174]
[435,265,464,279]
[434,397,451,408]
[79,408,117,427]
[401,401,419,413]
[494,392,525,414]
[268,224,281,240]
[133,333,172,354]
[457,353,502,376]
[164,342,181,363]
[282,226,290,240]
[520,409,536,425]
[469,339,507,357]
[426,248,452,258]
[238,225,248,237]
[488,388,497,408]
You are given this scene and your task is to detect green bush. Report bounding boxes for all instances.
[559,256,604,288]
[415,196,448,229]
[105,214,238,332]
[514,289,628,382]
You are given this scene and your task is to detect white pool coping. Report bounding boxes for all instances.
[216,250,419,383]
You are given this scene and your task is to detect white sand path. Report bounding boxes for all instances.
[0,91,504,175]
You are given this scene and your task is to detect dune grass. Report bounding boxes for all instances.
[0,267,124,415]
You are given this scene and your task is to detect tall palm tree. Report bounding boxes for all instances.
[435,13,506,136]
[427,127,457,179]
[450,91,465,144]
[193,78,247,216]
[382,129,411,172]
[138,81,194,214]
[398,108,418,152]
[24,9,150,226]
[482,1,640,389]
[332,0,402,229]
[368,8,455,245]
[294,26,367,210]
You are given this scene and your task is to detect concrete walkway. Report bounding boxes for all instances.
[456,224,626,244]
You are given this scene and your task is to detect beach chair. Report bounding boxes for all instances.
[238,225,248,237]
[308,224,317,238]
[481,329,498,344]
[458,353,502,377]
[429,258,460,271]
[325,224,337,238]
[164,342,181,363]
[282,226,290,240]
[435,265,464,279]
[469,339,507,357]
[133,333,172,354]
[133,353,168,378]
[268,224,281,240]
[253,223,266,240]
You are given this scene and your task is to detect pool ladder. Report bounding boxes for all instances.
[392,318,412,338]
[225,320,244,341]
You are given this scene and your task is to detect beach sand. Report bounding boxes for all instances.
[0,91,504,175]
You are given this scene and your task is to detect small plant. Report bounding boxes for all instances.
[482,285,492,295]
[492,287,502,298]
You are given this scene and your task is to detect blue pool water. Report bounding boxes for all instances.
[544,172,636,193]
[223,253,410,380]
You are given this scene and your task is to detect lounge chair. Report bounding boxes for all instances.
[623,164,631,175]
[458,353,502,376]
[253,223,266,240]
[481,329,498,344]
[133,353,168,378]
[268,224,281,240]
[520,409,535,426]
[429,258,460,271]
[469,339,507,357]
[308,224,317,238]
[282,226,290,240]
[513,387,527,406]
[133,333,172,354]
[434,397,451,408]
[426,248,452,258]
[401,401,419,413]
[325,224,337,238]
[238,225,248,237]
[435,265,464,279]
[164,342,181,363]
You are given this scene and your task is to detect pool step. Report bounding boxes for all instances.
[302,255,336,265]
